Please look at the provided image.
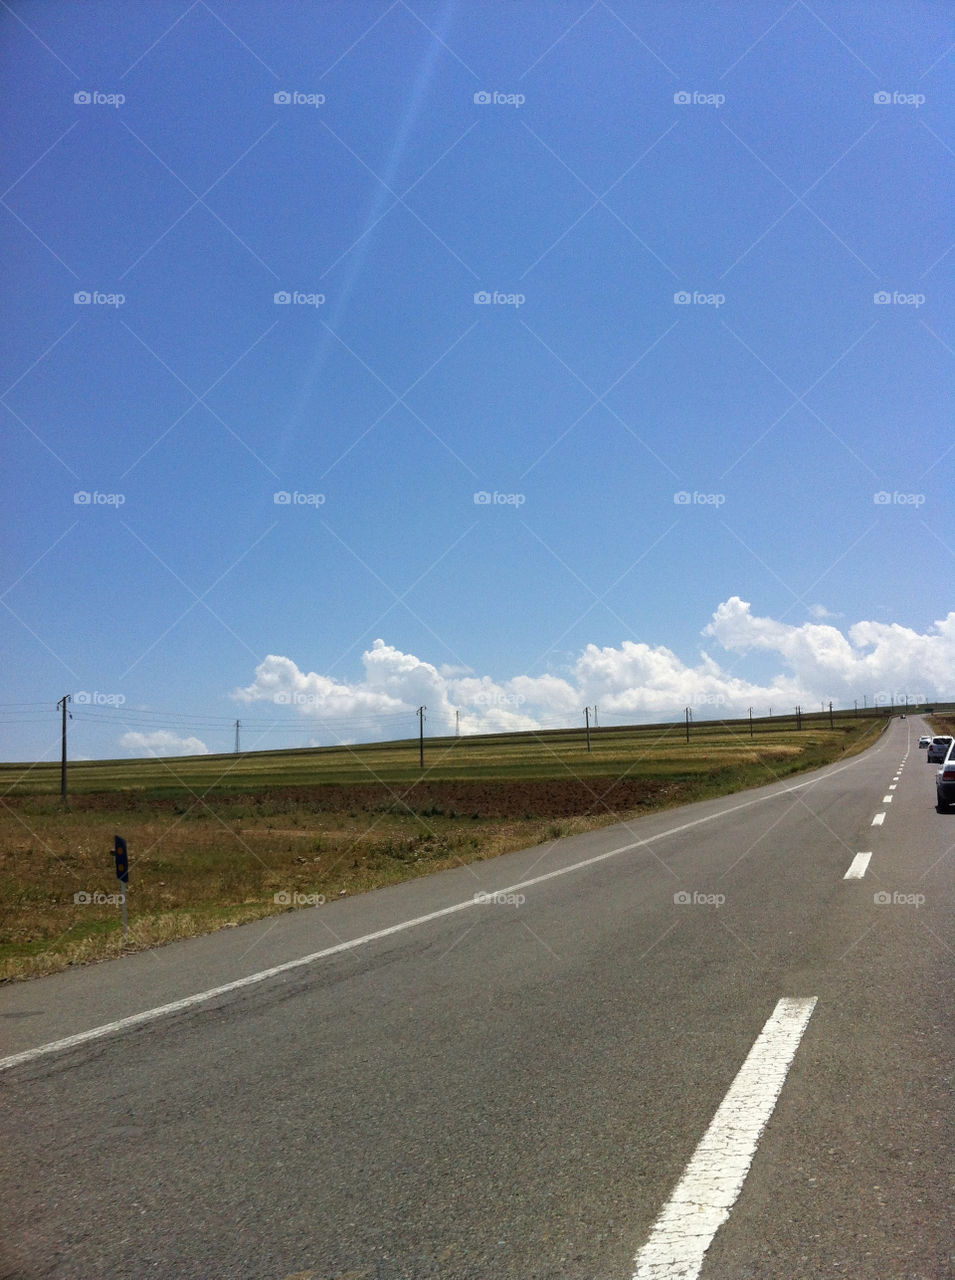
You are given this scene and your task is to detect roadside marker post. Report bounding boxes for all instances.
[114,835,129,943]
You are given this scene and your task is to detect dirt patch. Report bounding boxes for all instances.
[23,776,686,820]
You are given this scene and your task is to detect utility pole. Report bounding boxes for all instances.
[455,709,460,737]
[685,706,691,743]
[749,706,754,738]
[829,700,834,730]
[795,705,802,731]
[593,704,598,728]
[417,706,426,769]
[234,719,240,753]
[57,695,71,806]
[854,699,858,716]
[584,706,592,753]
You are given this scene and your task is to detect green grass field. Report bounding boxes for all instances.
[0,707,912,797]
[0,708,908,982]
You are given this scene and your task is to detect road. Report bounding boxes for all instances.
[1,715,952,1279]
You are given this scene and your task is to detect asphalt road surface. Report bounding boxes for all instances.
[2,716,953,1279]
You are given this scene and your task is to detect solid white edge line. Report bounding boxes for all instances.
[872,812,886,825]
[0,758,860,1074]
[631,996,818,1280]
[844,852,872,879]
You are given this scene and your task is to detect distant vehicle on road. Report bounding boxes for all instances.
[936,743,955,809]
[919,736,932,748]
[927,736,953,764]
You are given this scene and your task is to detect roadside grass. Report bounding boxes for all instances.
[927,715,955,737]
[0,713,886,981]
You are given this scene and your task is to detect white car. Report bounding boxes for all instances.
[919,736,932,748]
[937,742,955,809]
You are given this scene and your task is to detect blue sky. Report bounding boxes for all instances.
[1,0,952,761]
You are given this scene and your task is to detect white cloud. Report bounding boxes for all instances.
[704,597,955,704]
[120,730,210,757]
[231,598,955,739]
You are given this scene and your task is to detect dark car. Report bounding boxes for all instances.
[927,736,954,763]
[937,743,955,809]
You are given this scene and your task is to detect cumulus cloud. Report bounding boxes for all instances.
[120,730,210,757]
[231,599,955,739]
[704,597,955,704]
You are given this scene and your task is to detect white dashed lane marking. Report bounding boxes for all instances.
[844,852,872,879]
[872,813,886,826]
[631,997,818,1280]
